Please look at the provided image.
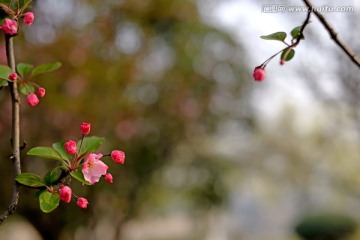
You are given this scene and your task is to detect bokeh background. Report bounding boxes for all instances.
[0,0,360,239]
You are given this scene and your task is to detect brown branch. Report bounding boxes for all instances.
[302,0,360,69]
[0,35,21,224]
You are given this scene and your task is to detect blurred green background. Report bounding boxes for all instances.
[0,0,360,239]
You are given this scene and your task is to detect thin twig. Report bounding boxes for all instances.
[0,35,21,224]
[302,0,360,69]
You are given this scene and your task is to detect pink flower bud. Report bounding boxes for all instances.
[80,122,91,135]
[280,60,285,65]
[104,173,113,183]
[26,93,39,107]
[111,150,125,164]
[1,19,18,35]
[59,185,72,203]
[37,87,46,98]
[8,72,17,81]
[64,140,77,155]
[77,197,89,209]
[253,67,266,82]
[23,12,34,26]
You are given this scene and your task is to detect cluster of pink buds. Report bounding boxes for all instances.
[0,11,34,36]
[8,71,46,107]
[58,122,125,208]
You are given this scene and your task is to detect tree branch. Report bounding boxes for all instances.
[302,0,360,69]
[0,34,21,224]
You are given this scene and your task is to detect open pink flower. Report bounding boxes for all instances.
[59,185,72,203]
[77,197,89,209]
[80,122,91,135]
[1,19,18,35]
[82,153,108,184]
[64,140,77,155]
[111,150,125,164]
[26,93,39,107]
[23,12,34,26]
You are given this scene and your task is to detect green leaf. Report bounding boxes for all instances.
[78,136,104,155]
[0,79,8,87]
[19,0,33,9]
[39,190,60,213]
[44,167,62,185]
[17,63,34,78]
[31,62,62,77]
[260,32,287,42]
[280,48,295,61]
[70,170,91,185]
[27,147,63,162]
[290,26,305,40]
[52,141,70,161]
[0,65,12,80]
[15,173,46,188]
[19,83,35,95]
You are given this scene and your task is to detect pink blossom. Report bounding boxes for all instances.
[82,153,108,184]
[37,87,46,98]
[104,173,113,183]
[8,72,17,81]
[59,185,72,203]
[26,93,39,107]
[253,67,266,82]
[80,122,91,135]
[111,150,125,164]
[77,197,89,209]
[64,140,77,155]
[1,19,18,35]
[23,12,34,26]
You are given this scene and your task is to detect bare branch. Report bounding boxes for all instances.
[302,0,360,69]
[0,35,21,224]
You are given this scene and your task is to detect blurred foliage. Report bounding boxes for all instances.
[0,0,250,239]
[295,213,357,240]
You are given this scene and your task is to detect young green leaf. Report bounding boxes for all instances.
[52,141,70,161]
[70,170,91,185]
[19,82,35,95]
[260,32,287,42]
[17,63,34,78]
[0,79,8,87]
[15,173,46,188]
[0,64,12,80]
[27,147,63,162]
[77,136,104,155]
[290,26,305,40]
[44,167,62,185]
[280,48,295,61]
[31,61,62,77]
[39,190,60,213]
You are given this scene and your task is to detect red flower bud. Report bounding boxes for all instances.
[59,185,72,203]
[111,150,125,164]
[26,93,39,107]
[77,197,89,209]
[80,122,91,135]
[23,12,35,26]
[64,140,77,155]
[1,19,18,35]
[37,87,46,98]
[253,67,266,82]
[8,72,17,81]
